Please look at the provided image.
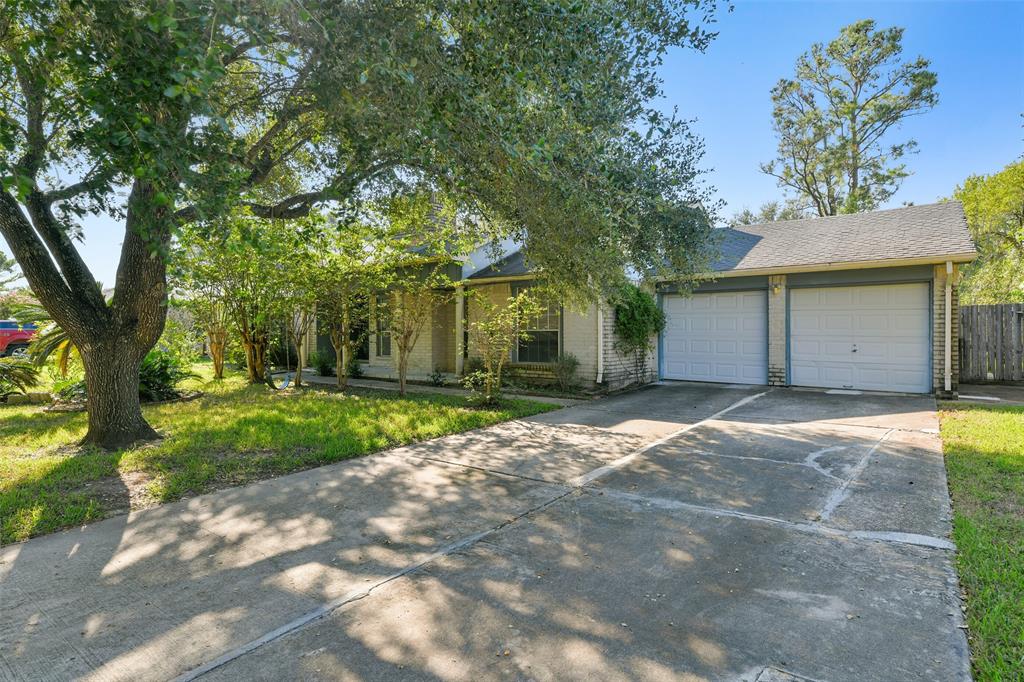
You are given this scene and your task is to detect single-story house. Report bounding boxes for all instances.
[309,201,976,396]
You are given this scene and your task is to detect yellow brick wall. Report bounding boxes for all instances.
[933,263,961,395]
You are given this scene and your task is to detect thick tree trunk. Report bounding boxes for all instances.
[78,336,159,449]
[397,352,408,396]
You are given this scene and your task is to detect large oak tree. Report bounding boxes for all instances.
[0,0,718,448]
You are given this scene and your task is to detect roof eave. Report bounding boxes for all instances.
[661,251,979,281]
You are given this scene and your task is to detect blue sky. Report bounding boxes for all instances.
[3,0,1023,286]
[665,0,1024,215]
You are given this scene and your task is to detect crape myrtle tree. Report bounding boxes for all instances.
[0,1,720,448]
[278,217,324,388]
[175,213,295,385]
[761,20,938,216]
[313,234,378,390]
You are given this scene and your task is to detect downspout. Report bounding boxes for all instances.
[945,260,953,393]
[596,303,604,384]
[455,285,465,376]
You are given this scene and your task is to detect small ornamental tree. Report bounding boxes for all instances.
[466,290,543,404]
[611,283,665,385]
[278,223,324,387]
[389,281,447,396]
[175,215,293,385]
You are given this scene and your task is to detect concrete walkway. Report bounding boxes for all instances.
[0,383,968,681]
[956,382,1024,406]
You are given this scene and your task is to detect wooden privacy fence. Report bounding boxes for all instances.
[959,304,1024,382]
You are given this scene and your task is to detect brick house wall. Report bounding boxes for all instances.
[932,263,961,396]
[767,275,787,387]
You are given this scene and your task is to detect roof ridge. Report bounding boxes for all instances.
[724,200,961,232]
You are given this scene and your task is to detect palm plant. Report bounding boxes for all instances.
[12,302,77,377]
[0,357,39,398]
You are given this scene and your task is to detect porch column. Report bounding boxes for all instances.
[455,285,465,375]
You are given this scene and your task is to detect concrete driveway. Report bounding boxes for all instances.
[0,384,969,681]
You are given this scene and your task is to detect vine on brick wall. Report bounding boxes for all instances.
[611,283,665,385]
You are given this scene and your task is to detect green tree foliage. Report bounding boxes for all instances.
[730,200,810,226]
[174,214,298,385]
[956,161,1024,303]
[612,283,665,385]
[0,252,18,290]
[0,0,720,447]
[761,20,938,216]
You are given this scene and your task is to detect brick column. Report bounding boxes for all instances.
[767,275,787,386]
[933,264,960,397]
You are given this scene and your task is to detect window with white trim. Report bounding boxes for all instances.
[375,294,391,357]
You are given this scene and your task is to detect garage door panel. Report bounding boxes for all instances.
[715,295,738,310]
[857,314,890,332]
[894,310,929,331]
[741,317,763,332]
[822,314,854,332]
[741,340,763,355]
[790,283,930,393]
[823,289,854,306]
[662,291,767,384]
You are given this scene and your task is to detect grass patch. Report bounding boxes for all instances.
[0,366,555,544]
[939,403,1024,680]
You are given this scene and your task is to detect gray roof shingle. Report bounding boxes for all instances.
[468,249,529,279]
[712,201,976,273]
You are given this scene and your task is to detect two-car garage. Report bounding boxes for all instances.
[655,203,975,396]
[660,282,933,394]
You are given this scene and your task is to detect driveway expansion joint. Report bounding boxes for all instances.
[584,486,956,551]
[818,428,893,521]
[173,486,579,681]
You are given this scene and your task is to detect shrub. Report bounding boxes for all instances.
[138,350,197,402]
[460,369,488,395]
[464,356,485,375]
[345,354,364,378]
[309,350,335,377]
[552,353,580,392]
[157,314,202,368]
[0,358,39,400]
[611,283,665,385]
[429,366,446,386]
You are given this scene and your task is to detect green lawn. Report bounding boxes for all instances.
[0,367,555,544]
[940,403,1024,680]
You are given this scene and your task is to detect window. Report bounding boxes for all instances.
[375,294,391,357]
[512,284,560,363]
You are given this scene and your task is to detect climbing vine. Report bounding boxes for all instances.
[611,283,665,385]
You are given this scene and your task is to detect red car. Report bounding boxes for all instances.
[0,320,36,357]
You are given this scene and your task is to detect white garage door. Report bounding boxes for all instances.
[790,283,931,393]
[662,291,768,384]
